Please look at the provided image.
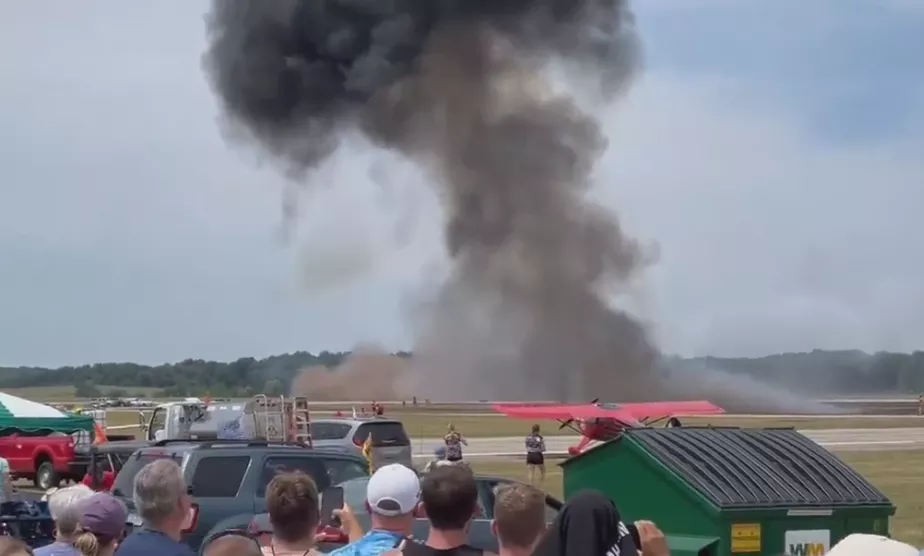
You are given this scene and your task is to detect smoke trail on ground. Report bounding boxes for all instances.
[203,0,668,401]
[659,362,841,414]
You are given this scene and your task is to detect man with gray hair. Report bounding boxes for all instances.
[35,484,94,556]
[115,459,195,556]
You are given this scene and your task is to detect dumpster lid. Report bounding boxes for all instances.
[625,427,891,508]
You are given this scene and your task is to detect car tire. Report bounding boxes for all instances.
[36,461,59,490]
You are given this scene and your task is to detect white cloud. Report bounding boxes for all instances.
[595,74,923,356]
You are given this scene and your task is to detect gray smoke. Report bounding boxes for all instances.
[202,0,667,402]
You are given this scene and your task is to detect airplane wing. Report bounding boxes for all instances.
[492,404,585,420]
[492,403,643,424]
[493,400,724,421]
[616,400,725,419]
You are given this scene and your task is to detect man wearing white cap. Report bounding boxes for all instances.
[328,464,420,556]
[824,534,919,556]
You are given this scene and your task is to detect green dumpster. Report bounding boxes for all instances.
[561,427,895,556]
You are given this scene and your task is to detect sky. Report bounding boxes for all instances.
[1,1,922,368]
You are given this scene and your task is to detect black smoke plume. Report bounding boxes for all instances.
[202,0,668,402]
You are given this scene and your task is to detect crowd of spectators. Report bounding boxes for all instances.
[21,458,923,556]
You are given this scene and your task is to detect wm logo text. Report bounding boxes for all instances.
[787,542,826,556]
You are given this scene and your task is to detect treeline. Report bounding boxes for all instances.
[1,349,922,398]
[664,349,924,394]
[0,351,405,398]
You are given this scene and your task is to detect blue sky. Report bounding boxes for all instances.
[0,1,922,368]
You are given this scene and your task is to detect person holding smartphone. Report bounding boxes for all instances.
[328,464,420,556]
[263,473,362,556]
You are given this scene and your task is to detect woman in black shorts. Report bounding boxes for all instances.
[525,424,546,486]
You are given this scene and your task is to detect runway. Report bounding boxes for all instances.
[410,427,924,457]
[11,427,920,500]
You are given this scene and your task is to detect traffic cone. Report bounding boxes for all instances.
[92,423,108,445]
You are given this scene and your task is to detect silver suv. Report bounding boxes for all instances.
[310,417,413,469]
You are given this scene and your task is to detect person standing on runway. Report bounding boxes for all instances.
[443,424,468,464]
[524,425,546,486]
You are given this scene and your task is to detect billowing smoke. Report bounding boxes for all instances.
[202,0,665,402]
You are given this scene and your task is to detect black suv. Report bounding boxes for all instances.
[111,439,369,551]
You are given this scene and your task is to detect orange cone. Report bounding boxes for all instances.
[92,423,108,445]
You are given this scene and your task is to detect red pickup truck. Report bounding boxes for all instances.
[0,434,84,490]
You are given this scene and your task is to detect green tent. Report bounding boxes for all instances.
[0,392,95,434]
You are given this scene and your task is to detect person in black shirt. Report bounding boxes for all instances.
[523,425,545,486]
[400,465,487,556]
[531,491,637,556]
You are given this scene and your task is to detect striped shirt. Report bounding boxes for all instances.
[525,434,545,453]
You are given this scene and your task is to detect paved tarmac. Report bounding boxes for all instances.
[410,427,924,457]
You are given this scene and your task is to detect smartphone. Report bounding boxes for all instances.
[321,486,345,527]
[627,523,641,550]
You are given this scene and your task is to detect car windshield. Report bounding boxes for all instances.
[353,422,410,446]
[112,452,184,497]
[257,458,369,497]
[340,478,372,513]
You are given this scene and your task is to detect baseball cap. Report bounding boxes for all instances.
[78,493,128,541]
[826,534,918,556]
[365,464,420,517]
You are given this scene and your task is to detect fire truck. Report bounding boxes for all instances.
[137,395,311,445]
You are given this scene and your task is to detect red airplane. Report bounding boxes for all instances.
[493,398,725,455]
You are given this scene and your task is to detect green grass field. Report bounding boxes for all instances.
[470,449,924,547]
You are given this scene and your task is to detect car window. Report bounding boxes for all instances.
[256,457,368,496]
[150,409,166,433]
[96,454,113,473]
[474,491,487,518]
[313,423,352,440]
[327,458,369,485]
[353,422,410,446]
[544,498,560,522]
[191,456,250,497]
[331,424,352,439]
[111,454,129,475]
[311,423,334,440]
[340,478,372,513]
